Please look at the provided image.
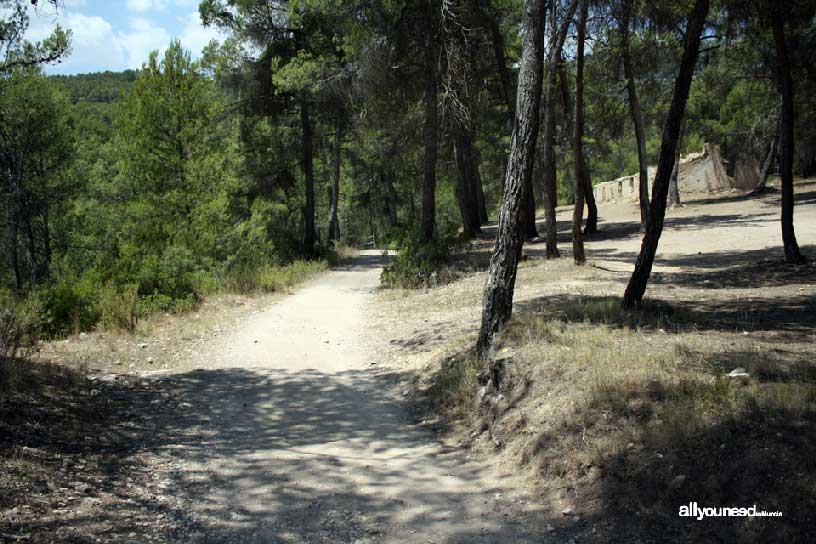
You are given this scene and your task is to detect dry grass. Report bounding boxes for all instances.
[378,250,816,543]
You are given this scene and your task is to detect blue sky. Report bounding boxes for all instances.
[24,0,224,75]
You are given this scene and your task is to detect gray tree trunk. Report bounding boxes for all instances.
[477,0,546,353]
[623,0,710,308]
[540,0,579,258]
[668,127,683,207]
[572,0,588,264]
[771,7,804,263]
[620,0,650,230]
[300,96,316,255]
[328,117,341,242]
[420,4,439,243]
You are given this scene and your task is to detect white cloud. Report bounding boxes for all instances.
[126,0,166,12]
[64,13,126,70]
[178,11,222,56]
[21,3,218,74]
[118,16,171,68]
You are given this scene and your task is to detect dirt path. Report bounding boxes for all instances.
[139,251,552,543]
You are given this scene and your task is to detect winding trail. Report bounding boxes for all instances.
[150,251,550,543]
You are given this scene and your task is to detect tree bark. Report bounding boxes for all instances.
[420,4,439,243]
[472,150,489,224]
[580,154,597,234]
[9,209,21,293]
[622,0,710,308]
[540,0,579,258]
[620,0,650,230]
[752,130,777,194]
[771,10,804,263]
[454,130,482,237]
[476,0,546,353]
[481,0,535,236]
[300,96,316,255]
[328,117,341,242]
[385,170,399,227]
[572,0,588,264]
[667,126,683,207]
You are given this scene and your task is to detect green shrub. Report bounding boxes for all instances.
[133,246,200,301]
[97,283,139,331]
[381,228,463,289]
[39,282,99,337]
[137,291,197,317]
[221,259,328,294]
[0,292,43,360]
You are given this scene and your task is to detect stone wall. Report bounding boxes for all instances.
[593,143,741,204]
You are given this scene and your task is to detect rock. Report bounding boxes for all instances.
[726,368,750,382]
[139,343,148,349]
[147,357,154,364]
[561,507,575,516]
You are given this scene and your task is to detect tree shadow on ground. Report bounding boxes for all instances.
[512,292,816,337]
[3,357,562,543]
[586,400,816,543]
[584,245,816,289]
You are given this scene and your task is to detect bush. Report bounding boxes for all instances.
[380,228,463,288]
[97,283,139,331]
[39,283,98,337]
[0,293,43,360]
[132,246,200,301]
[221,259,328,294]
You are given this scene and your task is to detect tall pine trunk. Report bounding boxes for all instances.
[386,170,399,227]
[580,154,597,234]
[572,0,588,264]
[300,96,316,255]
[472,151,489,224]
[622,0,709,308]
[482,0,533,235]
[541,0,579,258]
[753,129,777,194]
[667,126,683,207]
[454,130,482,237]
[771,9,804,263]
[477,0,546,353]
[420,4,439,243]
[328,117,341,242]
[620,0,650,230]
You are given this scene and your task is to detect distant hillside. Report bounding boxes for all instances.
[49,70,138,104]
[49,71,138,138]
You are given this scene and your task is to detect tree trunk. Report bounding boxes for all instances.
[472,151,489,224]
[476,0,546,353]
[753,130,777,194]
[420,4,439,243]
[481,0,515,122]
[572,0,588,264]
[481,0,535,237]
[620,0,650,230]
[622,0,710,308]
[300,96,316,255]
[667,126,683,207]
[541,0,579,258]
[771,9,804,263]
[454,130,482,237]
[9,210,21,293]
[581,154,597,234]
[386,170,399,227]
[328,117,341,242]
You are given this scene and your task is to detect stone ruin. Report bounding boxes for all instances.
[593,143,759,205]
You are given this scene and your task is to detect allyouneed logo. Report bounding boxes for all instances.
[679,502,782,521]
